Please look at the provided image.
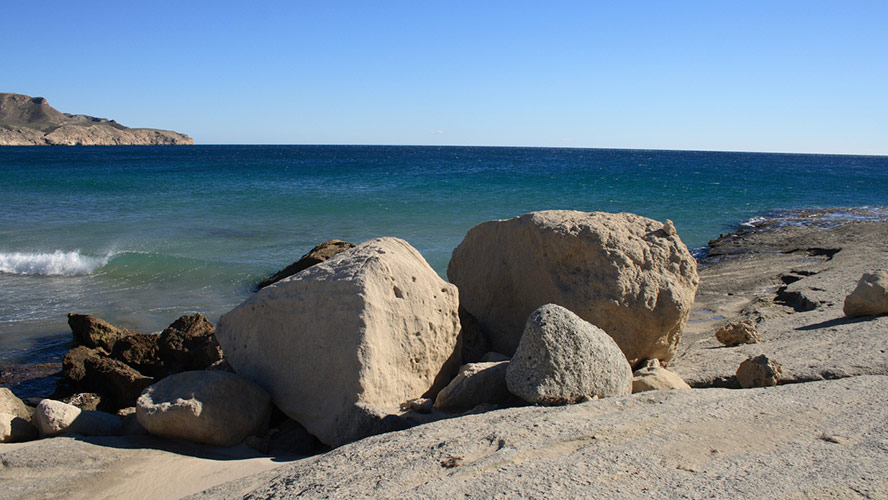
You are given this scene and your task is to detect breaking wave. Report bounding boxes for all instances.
[0,250,111,276]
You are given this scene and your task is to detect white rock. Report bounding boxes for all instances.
[0,387,31,420]
[217,237,462,447]
[434,361,511,410]
[34,399,121,437]
[506,304,633,404]
[844,270,888,317]
[448,210,699,366]
[632,359,692,393]
[136,370,271,447]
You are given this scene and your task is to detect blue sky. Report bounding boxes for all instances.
[5,1,887,154]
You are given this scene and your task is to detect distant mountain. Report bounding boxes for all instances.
[0,93,193,146]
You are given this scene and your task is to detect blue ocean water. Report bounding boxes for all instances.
[2,145,887,367]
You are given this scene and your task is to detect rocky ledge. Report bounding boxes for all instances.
[0,93,192,146]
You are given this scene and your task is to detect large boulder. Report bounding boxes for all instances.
[136,371,271,447]
[844,270,888,317]
[258,239,356,289]
[505,304,632,404]
[67,313,136,351]
[448,211,699,366]
[217,237,462,447]
[434,361,511,411]
[156,314,222,373]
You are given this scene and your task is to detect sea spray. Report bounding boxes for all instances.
[0,250,110,276]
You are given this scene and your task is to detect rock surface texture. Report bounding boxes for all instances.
[216,237,462,447]
[136,371,271,447]
[631,358,691,393]
[714,320,761,346]
[506,304,632,404]
[0,93,192,146]
[191,376,888,500]
[673,213,888,387]
[434,361,511,410]
[843,270,888,317]
[736,354,782,388]
[448,210,699,366]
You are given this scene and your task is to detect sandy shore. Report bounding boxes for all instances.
[2,208,886,499]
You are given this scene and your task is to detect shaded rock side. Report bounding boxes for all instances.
[434,361,510,411]
[137,371,271,447]
[0,93,193,146]
[257,239,356,289]
[0,412,38,442]
[844,270,888,317]
[216,237,462,447]
[506,304,632,404]
[448,210,699,366]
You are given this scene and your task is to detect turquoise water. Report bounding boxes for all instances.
[2,145,887,366]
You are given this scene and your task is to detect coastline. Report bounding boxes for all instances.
[1,206,887,498]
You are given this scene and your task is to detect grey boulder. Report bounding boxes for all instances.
[506,304,632,405]
[844,270,888,317]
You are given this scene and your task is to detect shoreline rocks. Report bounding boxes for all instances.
[448,210,699,367]
[217,237,462,447]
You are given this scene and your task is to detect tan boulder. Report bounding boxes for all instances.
[715,320,762,346]
[843,270,888,317]
[448,210,699,367]
[136,371,271,447]
[217,237,462,447]
[736,354,782,388]
[631,359,691,393]
[0,387,32,420]
[33,399,122,437]
[0,412,38,442]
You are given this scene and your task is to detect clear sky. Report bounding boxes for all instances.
[5,1,887,154]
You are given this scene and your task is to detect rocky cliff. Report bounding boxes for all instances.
[0,93,193,146]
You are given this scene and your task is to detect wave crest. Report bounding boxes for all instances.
[0,250,110,276]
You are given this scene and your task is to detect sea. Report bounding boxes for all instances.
[2,145,887,369]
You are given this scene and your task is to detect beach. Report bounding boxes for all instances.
[1,207,886,499]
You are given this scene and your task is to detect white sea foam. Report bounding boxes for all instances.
[0,250,109,276]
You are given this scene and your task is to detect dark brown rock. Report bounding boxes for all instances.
[67,313,136,351]
[60,346,153,408]
[110,333,163,377]
[157,314,223,373]
[257,239,356,289]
